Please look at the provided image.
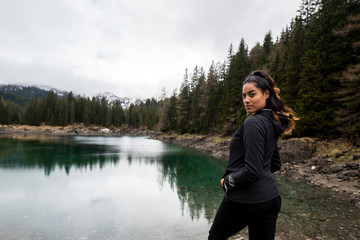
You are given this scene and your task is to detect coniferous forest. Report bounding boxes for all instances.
[0,0,359,137]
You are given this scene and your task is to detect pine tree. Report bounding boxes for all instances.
[295,0,359,136]
[128,104,143,128]
[45,91,58,125]
[93,97,101,125]
[8,102,21,124]
[261,31,274,68]
[76,97,86,123]
[189,66,204,132]
[216,45,234,129]
[249,42,263,70]
[56,98,68,126]
[158,98,170,131]
[298,0,321,25]
[333,13,360,135]
[25,98,40,125]
[168,90,178,131]
[83,98,92,126]
[220,39,250,134]
[144,98,158,129]
[205,62,221,132]
[0,97,6,124]
[177,69,191,133]
[67,92,75,124]
[111,101,125,127]
[196,68,208,133]
[334,65,360,135]
[282,16,305,108]
[269,27,291,90]
[0,98,22,124]
[100,97,108,126]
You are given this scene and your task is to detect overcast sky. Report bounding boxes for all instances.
[0,0,301,99]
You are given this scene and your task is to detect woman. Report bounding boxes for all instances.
[208,70,297,240]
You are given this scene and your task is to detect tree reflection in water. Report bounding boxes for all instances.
[0,134,120,175]
[1,134,359,239]
[156,149,225,222]
[0,134,225,223]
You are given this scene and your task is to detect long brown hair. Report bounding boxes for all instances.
[243,70,298,134]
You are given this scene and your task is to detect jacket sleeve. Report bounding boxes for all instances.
[270,144,281,173]
[224,117,265,190]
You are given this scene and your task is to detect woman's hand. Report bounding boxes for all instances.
[220,178,224,188]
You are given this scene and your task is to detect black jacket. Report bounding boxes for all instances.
[223,109,288,203]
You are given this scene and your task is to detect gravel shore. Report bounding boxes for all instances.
[151,132,360,209]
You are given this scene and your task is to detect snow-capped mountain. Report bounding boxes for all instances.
[0,84,145,109]
[95,92,145,109]
[0,84,68,97]
[36,85,68,97]
[0,84,68,106]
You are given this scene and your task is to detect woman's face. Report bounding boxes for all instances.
[242,82,269,114]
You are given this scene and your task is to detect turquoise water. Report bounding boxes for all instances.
[0,134,359,240]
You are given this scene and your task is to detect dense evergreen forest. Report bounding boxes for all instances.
[0,0,359,137]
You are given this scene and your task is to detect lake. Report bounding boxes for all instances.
[0,134,359,240]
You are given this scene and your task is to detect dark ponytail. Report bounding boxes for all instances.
[243,70,298,134]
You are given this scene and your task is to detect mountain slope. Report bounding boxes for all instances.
[0,84,144,109]
[0,84,68,107]
[95,92,145,109]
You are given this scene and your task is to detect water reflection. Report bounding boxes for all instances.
[157,150,225,221]
[0,134,120,175]
[0,134,359,240]
[0,134,225,224]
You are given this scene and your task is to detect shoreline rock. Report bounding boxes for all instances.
[0,124,159,136]
[151,132,231,159]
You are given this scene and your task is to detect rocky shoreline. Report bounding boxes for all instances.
[0,124,157,136]
[152,132,360,208]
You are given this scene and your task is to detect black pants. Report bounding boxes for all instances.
[208,195,281,240]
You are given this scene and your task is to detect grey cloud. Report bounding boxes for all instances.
[0,59,118,96]
[0,0,300,98]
